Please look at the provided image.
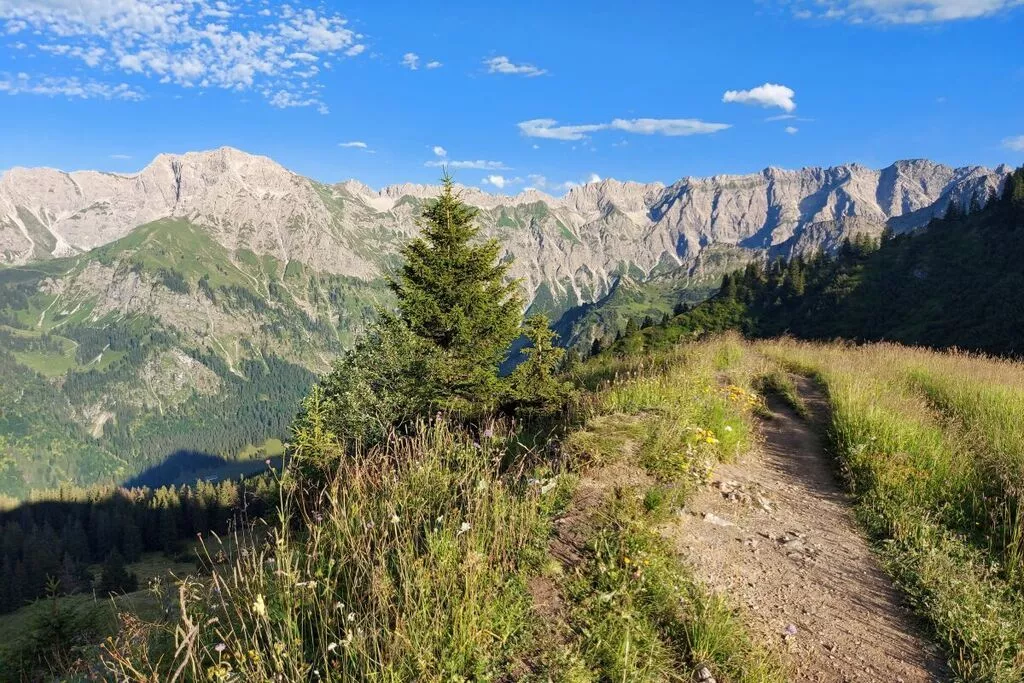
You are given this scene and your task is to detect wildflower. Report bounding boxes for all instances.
[458,521,472,536]
[347,612,355,622]
[327,642,338,652]
[253,594,267,618]
[724,425,733,432]
[483,427,494,439]
[215,643,227,654]
[390,513,400,525]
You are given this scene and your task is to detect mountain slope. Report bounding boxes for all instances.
[0,149,1011,496]
[1,149,1008,309]
[608,166,1024,359]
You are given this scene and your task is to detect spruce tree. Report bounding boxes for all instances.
[509,314,572,415]
[390,174,524,412]
[97,549,137,595]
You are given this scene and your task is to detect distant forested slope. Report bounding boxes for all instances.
[603,166,1024,358]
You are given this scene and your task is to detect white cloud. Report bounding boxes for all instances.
[0,74,143,100]
[518,118,604,141]
[789,0,1024,23]
[586,173,602,183]
[425,159,509,170]
[723,83,796,112]
[432,145,447,157]
[109,153,131,159]
[526,173,547,189]
[610,118,732,136]
[0,1,367,112]
[483,174,507,189]
[785,126,799,134]
[484,56,546,77]
[518,117,730,141]
[269,89,327,112]
[1003,135,1024,152]
[765,113,797,121]
[118,53,143,72]
[425,60,442,69]
[401,52,419,70]
[339,141,368,148]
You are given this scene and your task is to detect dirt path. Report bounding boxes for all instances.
[664,376,949,682]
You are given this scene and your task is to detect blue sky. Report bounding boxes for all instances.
[1,0,1022,192]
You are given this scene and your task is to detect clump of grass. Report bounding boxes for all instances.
[580,336,761,481]
[564,492,785,683]
[761,339,1024,681]
[755,370,808,419]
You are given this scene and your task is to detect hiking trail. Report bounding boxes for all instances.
[664,375,949,682]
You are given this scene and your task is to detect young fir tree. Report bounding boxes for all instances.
[509,314,573,415]
[389,174,524,413]
[97,549,137,595]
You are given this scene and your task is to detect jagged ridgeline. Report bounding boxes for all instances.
[0,148,1009,496]
[600,166,1024,358]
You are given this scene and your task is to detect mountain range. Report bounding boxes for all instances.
[0,148,1009,497]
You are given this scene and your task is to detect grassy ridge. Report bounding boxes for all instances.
[556,337,782,681]
[95,338,784,682]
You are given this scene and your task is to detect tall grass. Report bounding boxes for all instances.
[570,335,763,480]
[907,367,1024,580]
[103,413,555,681]
[762,339,1024,682]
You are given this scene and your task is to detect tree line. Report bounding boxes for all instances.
[0,476,277,614]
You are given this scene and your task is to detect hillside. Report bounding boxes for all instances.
[0,150,1010,497]
[13,337,1024,681]
[603,166,1024,359]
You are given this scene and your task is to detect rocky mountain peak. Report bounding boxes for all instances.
[0,148,1010,310]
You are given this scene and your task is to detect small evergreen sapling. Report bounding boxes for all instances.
[509,314,574,415]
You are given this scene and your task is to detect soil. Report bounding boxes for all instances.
[664,376,950,682]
